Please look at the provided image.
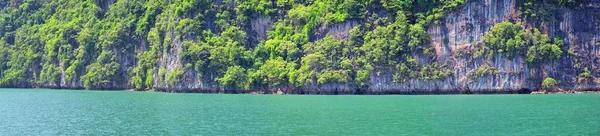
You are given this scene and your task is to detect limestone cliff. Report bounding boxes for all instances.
[366,0,599,94]
[9,0,598,94]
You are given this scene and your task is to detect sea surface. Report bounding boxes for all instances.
[0,88,599,135]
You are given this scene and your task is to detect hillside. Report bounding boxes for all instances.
[0,0,598,94]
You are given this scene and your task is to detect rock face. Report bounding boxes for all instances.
[29,0,599,94]
[398,0,600,94]
[374,0,529,94]
[346,0,599,94]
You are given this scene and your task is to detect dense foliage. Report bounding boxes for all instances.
[0,0,469,91]
[482,21,563,63]
[519,0,586,22]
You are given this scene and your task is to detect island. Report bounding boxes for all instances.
[0,0,598,94]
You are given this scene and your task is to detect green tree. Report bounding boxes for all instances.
[251,58,291,89]
[217,65,248,91]
[542,77,558,91]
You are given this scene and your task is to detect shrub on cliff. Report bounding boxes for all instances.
[577,68,593,83]
[483,22,527,58]
[542,77,558,91]
[483,21,563,64]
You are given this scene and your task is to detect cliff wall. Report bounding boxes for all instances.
[3,0,598,94]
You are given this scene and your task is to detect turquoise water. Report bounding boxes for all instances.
[0,89,599,135]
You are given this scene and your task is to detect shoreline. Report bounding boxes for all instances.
[1,87,599,95]
[530,90,600,94]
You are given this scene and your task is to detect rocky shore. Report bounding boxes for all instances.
[531,90,600,95]
[4,87,599,95]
